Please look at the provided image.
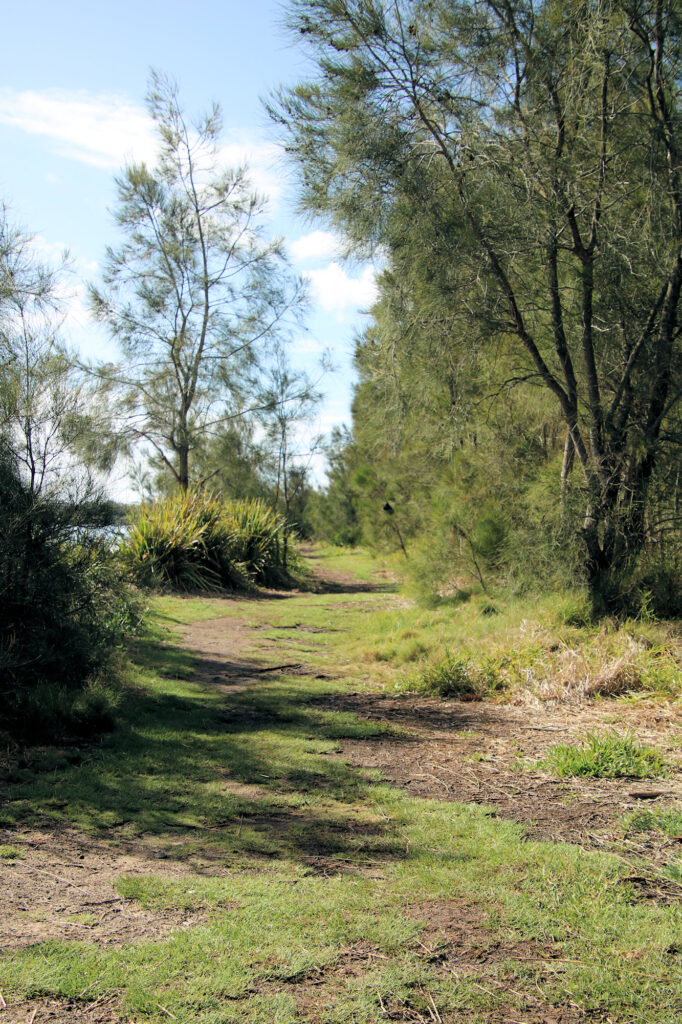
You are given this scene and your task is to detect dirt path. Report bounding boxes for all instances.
[181,561,682,875]
[3,555,682,1021]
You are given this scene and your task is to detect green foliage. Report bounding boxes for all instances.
[120,489,293,591]
[224,496,298,586]
[307,428,362,546]
[0,445,137,740]
[273,0,682,608]
[402,650,503,700]
[541,732,668,780]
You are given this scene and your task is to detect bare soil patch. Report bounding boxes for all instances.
[327,691,682,851]
[1,827,206,951]
[1,995,121,1024]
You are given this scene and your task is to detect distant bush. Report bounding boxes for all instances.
[120,489,294,591]
[0,445,138,740]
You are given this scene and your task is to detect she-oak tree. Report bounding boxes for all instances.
[91,72,305,491]
[272,0,682,603]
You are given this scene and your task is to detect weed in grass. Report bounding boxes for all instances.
[0,844,20,859]
[541,731,668,779]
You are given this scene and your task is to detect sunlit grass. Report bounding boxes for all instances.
[3,549,682,1022]
[348,587,682,702]
[540,731,669,779]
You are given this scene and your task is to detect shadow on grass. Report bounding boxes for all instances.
[0,645,421,870]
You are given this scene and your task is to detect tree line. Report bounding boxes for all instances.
[276,0,682,614]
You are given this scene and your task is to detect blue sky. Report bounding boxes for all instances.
[0,0,376,493]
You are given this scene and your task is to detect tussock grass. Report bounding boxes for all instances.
[541,731,668,779]
[120,490,293,592]
[400,650,503,699]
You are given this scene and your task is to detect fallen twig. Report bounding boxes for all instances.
[13,862,92,897]
[253,663,301,674]
[425,989,442,1023]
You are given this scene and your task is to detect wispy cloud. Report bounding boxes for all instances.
[305,262,378,314]
[0,88,284,200]
[0,89,157,168]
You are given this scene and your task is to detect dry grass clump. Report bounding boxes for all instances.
[502,624,682,705]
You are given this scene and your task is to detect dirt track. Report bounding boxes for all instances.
[2,557,682,1021]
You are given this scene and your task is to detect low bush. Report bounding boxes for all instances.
[120,489,294,592]
[401,649,503,700]
[0,446,138,740]
[541,731,667,779]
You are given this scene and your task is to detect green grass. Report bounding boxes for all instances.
[351,585,682,702]
[399,649,504,699]
[3,555,682,1022]
[541,731,668,779]
[626,807,682,836]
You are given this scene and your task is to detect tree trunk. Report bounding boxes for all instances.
[178,445,190,492]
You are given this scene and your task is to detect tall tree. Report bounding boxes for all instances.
[260,345,321,562]
[272,0,682,605]
[91,72,305,491]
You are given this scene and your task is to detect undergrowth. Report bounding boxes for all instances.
[354,581,682,703]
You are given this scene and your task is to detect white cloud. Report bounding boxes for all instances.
[0,89,157,168]
[305,262,378,313]
[290,230,340,264]
[0,89,284,202]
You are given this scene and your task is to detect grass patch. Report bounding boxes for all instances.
[0,844,20,859]
[350,585,682,702]
[399,650,504,699]
[541,731,668,779]
[625,807,682,836]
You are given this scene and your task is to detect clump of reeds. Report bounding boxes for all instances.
[119,489,292,592]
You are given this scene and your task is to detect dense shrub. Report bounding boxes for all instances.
[120,489,294,591]
[223,498,297,587]
[0,446,138,739]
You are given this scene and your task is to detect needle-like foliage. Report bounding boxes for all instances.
[90,72,305,491]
